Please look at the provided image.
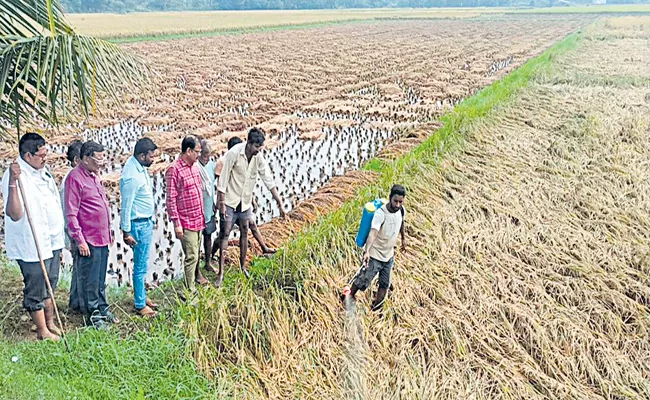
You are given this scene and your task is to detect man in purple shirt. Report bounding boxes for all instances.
[65,141,117,329]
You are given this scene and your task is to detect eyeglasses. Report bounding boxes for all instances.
[90,155,106,164]
[29,150,48,160]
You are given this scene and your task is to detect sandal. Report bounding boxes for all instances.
[135,306,158,318]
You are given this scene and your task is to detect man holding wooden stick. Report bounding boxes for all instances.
[1,133,64,341]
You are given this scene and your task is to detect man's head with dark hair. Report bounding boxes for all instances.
[245,128,265,157]
[66,140,83,168]
[181,135,198,153]
[388,184,406,212]
[180,135,201,165]
[134,137,158,168]
[80,141,106,174]
[227,136,243,150]
[19,132,48,170]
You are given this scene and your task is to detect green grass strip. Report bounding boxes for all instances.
[0,325,214,399]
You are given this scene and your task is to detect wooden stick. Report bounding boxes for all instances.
[16,176,69,350]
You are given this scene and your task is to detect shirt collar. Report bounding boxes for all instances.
[129,156,146,173]
[77,163,98,180]
[236,142,253,160]
[17,156,51,180]
[179,157,191,169]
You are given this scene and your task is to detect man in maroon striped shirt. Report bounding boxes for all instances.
[166,136,206,294]
[65,141,117,329]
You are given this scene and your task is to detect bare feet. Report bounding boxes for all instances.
[214,273,224,287]
[146,298,159,309]
[196,276,210,286]
[46,324,62,336]
[136,305,158,318]
[262,247,277,255]
[37,330,60,341]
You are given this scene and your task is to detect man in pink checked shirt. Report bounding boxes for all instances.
[166,135,206,294]
[65,141,118,329]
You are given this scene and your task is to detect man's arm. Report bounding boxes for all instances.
[119,176,138,246]
[363,229,379,264]
[258,156,285,217]
[216,191,225,216]
[217,150,236,215]
[400,220,406,251]
[65,175,90,256]
[4,162,24,222]
[165,165,183,239]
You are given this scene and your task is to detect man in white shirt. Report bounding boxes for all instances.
[2,133,66,341]
[216,128,286,286]
[346,184,406,311]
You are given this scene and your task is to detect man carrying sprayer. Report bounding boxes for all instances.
[120,138,159,318]
[216,128,286,286]
[2,133,65,341]
[345,184,407,311]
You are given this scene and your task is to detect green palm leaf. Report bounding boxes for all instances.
[0,0,151,140]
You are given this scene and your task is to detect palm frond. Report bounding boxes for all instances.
[0,0,151,140]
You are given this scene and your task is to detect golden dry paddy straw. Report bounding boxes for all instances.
[180,18,650,399]
[67,8,500,38]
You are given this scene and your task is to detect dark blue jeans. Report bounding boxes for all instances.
[75,244,109,317]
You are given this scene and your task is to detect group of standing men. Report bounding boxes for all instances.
[2,127,285,338]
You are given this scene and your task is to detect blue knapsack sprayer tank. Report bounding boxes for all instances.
[355,198,388,248]
[343,198,388,298]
